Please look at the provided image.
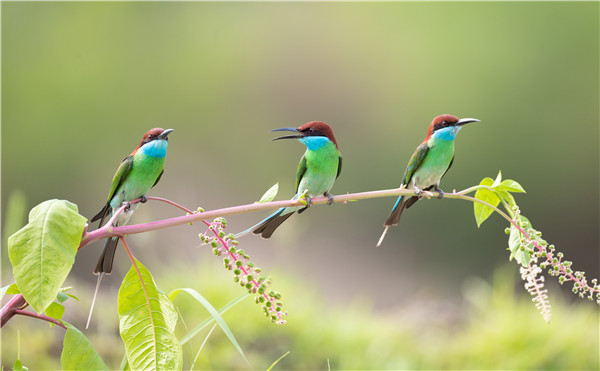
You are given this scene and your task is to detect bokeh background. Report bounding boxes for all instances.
[2,2,598,370]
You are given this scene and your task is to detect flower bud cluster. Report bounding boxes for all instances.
[199,218,287,325]
[513,213,600,305]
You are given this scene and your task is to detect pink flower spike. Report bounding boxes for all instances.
[201,217,287,325]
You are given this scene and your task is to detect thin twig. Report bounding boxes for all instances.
[12,310,67,329]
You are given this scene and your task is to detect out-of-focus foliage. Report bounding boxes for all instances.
[3,263,596,370]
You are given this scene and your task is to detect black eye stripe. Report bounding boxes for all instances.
[433,121,456,132]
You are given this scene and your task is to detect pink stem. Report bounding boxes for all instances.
[152,196,278,311]
[459,194,594,292]
[78,188,409,250]
[146,196,194,214]
[205,222,285,322]
[13,309,67,329]
[1,294,27,327]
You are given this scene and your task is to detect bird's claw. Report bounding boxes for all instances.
[415,188,434,199]
[304,195,313,207]
[140,195,148,203]
[415,187,424,199]
[122,201,132,211]
[325,193,334,205]
[434,186,444,199]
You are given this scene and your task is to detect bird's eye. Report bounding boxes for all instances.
[148,135,154,139]
[442,121,448,127]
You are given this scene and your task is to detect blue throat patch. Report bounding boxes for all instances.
[139,139,169,158]
[433,126,462,141]
[299,136,330,150]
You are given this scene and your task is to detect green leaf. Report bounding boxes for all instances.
[13,358,28,371]
[61,322,109,371]
[258,183,279,203]
[119,259,182,371]
[45,302,65,322]
[179,293,249,346]
[473,178,501,227]
[170,288,248,364]
[7,283,21,295]
[500,179,526,193]
[508,216,532,266]
[7,199,87,313]
[56,292,69,303]
[56,292,80,303]
[56,287,80,303]
[492,171,502,187]
[1,283,19,300]
[495,188,516,209]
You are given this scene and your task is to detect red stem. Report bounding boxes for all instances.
[1,294,27,327]
[148,196,284,321]
[13,309,67,329]
[205,221,285,323]
[457,194,597,293]
[1,294,66,329]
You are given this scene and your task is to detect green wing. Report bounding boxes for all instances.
[441,156,454,179]
[295,155,307,193]
[106,156,134,202]
[402,143,429,186]
[336,155,342,179]
[152,170,164,188]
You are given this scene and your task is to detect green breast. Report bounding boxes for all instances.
[110,153,165,209]
[412,138,455,189]
[298,141,340,196]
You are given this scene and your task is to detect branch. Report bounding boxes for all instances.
[1,294,27,327]
[12,309,67,329]
[4,183,598,330]
[75,187,597,296]
[79,188,434,249]
[1,294,66,329]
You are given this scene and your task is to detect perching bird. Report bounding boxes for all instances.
[86,128,172,328]
[377,115,480,247]
[240,121,342,239]
[91,128,173,274]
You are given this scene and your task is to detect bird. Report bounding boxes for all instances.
[377,114,480,247]
[239,121,342,239]
[86,127,173,328]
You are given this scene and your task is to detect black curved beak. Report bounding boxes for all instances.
[271,127,302,141]
[456,118,481,126]
[158,128,174,140]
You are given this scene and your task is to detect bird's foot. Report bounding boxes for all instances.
[304,195,313,207]
[414,187,425,199]
[415,187,435,199]
[140,195,148,203]
[325,193,334,205]
[122,201,132,211]
[434,186,444,199]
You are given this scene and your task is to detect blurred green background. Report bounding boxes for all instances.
[2,2,598,370]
